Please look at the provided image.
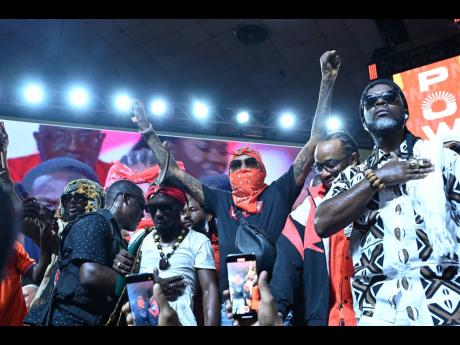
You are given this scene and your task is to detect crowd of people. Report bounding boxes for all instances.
[0,49,459,327]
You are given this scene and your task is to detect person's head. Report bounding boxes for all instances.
[22,157,100,211]
[359,79,409,139]
[145,184,187,238]
[33,125,106,168]
[181,195,212,234]
[58,179,105,222]
[314,131,359,189]
[136,295,146,309]
[228,145,266,194]
[22,284,38,310]
[106,180,146,231]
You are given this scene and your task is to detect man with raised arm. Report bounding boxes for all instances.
[129,50,341,319]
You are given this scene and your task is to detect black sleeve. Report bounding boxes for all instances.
[69,215,112,266]
[271,165,300,207]
[269,234,303,318]
[202,184,229,216]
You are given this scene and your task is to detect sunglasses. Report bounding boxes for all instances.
[363,89,400,110]
[229,157,259,171]
[61,193,88,205]
[313,157,348,174]
[115,192,146,210]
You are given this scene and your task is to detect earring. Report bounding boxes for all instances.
[404,114,409,120]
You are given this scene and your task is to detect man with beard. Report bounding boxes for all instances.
[128,51,342,318]
[315,79,460,326]
[270,131,359,326]
[120,183,219,326]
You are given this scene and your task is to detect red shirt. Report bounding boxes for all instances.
[7,153,112,184]
[308,185,356,326]
[0,242,35,326]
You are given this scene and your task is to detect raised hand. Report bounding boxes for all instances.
[130,99,151,131]
[320,50,341,80]
[0,121,8,153]
[375,152,434,187]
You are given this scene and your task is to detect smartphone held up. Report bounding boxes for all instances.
[226,253,260,321]
[125,273,160,326]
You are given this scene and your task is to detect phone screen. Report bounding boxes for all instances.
[226,254,259,320]
[126,274,159,326]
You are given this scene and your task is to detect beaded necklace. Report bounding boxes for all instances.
[154,228,187,270]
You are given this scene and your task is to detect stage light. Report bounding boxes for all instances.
[327,117,341,131]
[68,87,90,108]
[22,84,45,104]
[236,111,250,124]
[114,93,132,113]
[150,98,168,116]
[193,101,209,119]
[279,112,295,129]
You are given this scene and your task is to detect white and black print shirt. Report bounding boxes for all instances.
[323,136,460,325]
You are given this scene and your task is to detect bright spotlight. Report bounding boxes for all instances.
[150,98,168,116]
[22,84,45,104]
[114,94,132,113]
[236,111,250,124]
[193,101,209,119]
[279,112,295,129]
[327,117,341,131]
[68,87,90,108]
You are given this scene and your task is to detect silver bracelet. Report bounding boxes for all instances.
[139,123,153,135]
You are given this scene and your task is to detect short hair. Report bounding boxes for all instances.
[105,179,144,208]
[22,157,99,193]
[359,78,409,123]
[319,131,360,160]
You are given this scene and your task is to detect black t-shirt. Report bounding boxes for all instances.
[203,166,300,295]
[51,212,121,325]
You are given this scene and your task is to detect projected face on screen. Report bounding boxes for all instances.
[34,125,106,168]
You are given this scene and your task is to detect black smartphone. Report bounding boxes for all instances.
[226,253,259,321]
[125,273,159,326]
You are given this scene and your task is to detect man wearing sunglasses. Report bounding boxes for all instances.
[129,50,341,320]
[315,79,460,326]
[270,131,359,326]
[121,183,219,326]
[25,179,145,325]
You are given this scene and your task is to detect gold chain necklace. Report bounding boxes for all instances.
[154,228,187,270]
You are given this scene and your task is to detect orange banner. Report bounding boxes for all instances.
[393,55,460,142]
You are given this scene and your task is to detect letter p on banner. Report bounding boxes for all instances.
[393,56,460,142]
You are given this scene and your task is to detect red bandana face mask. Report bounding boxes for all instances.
[230,168,268,214]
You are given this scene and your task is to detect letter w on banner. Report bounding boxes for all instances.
[393,55,460,142]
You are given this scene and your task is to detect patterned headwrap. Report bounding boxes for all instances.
[58,178,105,219]
[104,161,186,189]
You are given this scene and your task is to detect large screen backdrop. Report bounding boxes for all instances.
[393,55,460,142]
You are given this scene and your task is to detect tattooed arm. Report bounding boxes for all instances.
[292,50,341,188]
[130,100,205,205]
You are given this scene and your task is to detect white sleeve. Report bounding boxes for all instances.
[193,234,216,270]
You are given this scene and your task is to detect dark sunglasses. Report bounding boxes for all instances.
[229,157,259,171]
[115,192,146,210]
[314,157,348,174]
[61,193,88,205]
[363,89,400,110]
